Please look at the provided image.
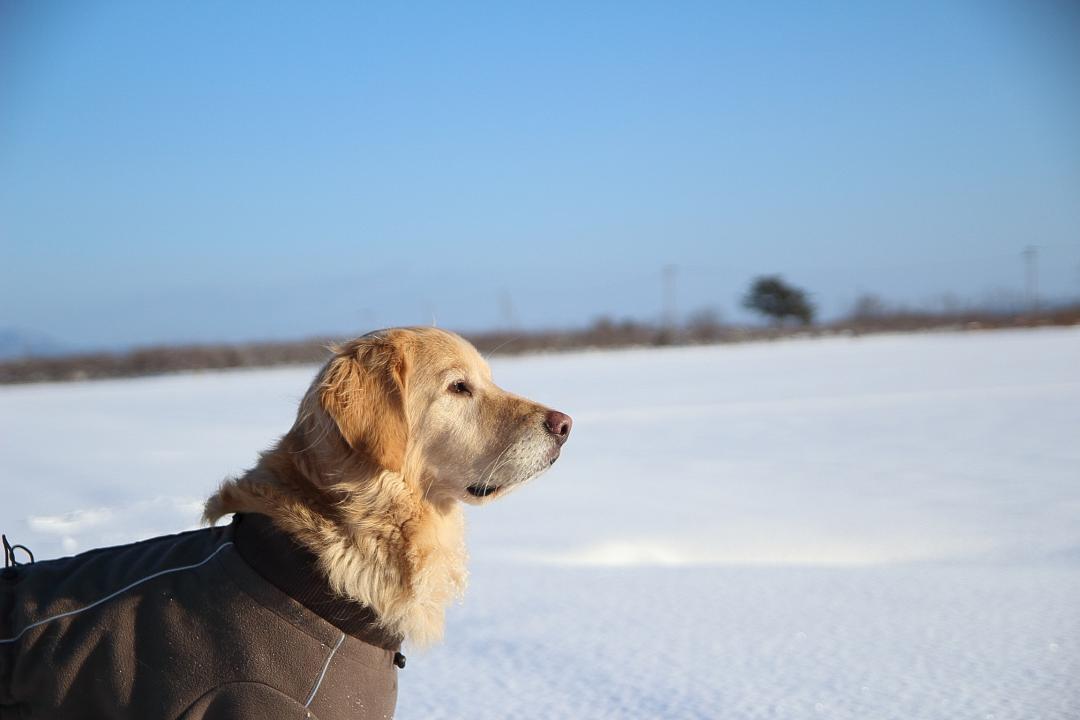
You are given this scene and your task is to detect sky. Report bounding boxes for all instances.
[1,0,1079,350]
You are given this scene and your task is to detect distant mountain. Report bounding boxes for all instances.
[0,328,68,359]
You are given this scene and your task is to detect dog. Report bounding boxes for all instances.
[0,328,571,719]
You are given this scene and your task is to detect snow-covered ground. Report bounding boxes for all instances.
[2,328,1078,718]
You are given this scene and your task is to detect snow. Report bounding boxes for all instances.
[2,327,1079,718]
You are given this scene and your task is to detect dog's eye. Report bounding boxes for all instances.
[449,380,472,396]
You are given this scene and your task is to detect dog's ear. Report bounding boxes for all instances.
[319,335,409,472]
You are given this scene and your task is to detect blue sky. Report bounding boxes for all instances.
[2,0,1078,349]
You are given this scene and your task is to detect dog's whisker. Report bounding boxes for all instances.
[477,441,512,487]
[482,335,520,361]
[481,440,517,487]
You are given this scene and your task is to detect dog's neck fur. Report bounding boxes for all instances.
[204,427,467,648]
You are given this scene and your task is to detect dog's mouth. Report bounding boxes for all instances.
[467,447,563,500]
[466,484,502,498]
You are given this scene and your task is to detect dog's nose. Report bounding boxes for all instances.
[544,410,572,445]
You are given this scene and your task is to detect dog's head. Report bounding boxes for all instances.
[302,327,571,505]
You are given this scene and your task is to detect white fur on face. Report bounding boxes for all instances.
[404,334,563,506]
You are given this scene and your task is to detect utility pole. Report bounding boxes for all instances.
[498,290,517,330]
[662,264,678,331]
[1022,245,1039,312]
[422,300,438,327]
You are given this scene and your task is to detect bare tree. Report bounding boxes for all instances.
[685,307,725,341]
[851,293,887,321]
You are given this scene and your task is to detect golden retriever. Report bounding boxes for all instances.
[204,327,572,646]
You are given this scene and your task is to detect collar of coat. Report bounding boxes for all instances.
[231,512,402,651]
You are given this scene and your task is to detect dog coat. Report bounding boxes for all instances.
[0,513,401,719]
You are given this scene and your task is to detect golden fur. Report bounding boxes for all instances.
[204,327,570,646]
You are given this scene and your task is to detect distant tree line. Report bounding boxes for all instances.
[2,276,1078,385]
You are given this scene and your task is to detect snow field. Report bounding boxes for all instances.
[2,327,1078,718]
